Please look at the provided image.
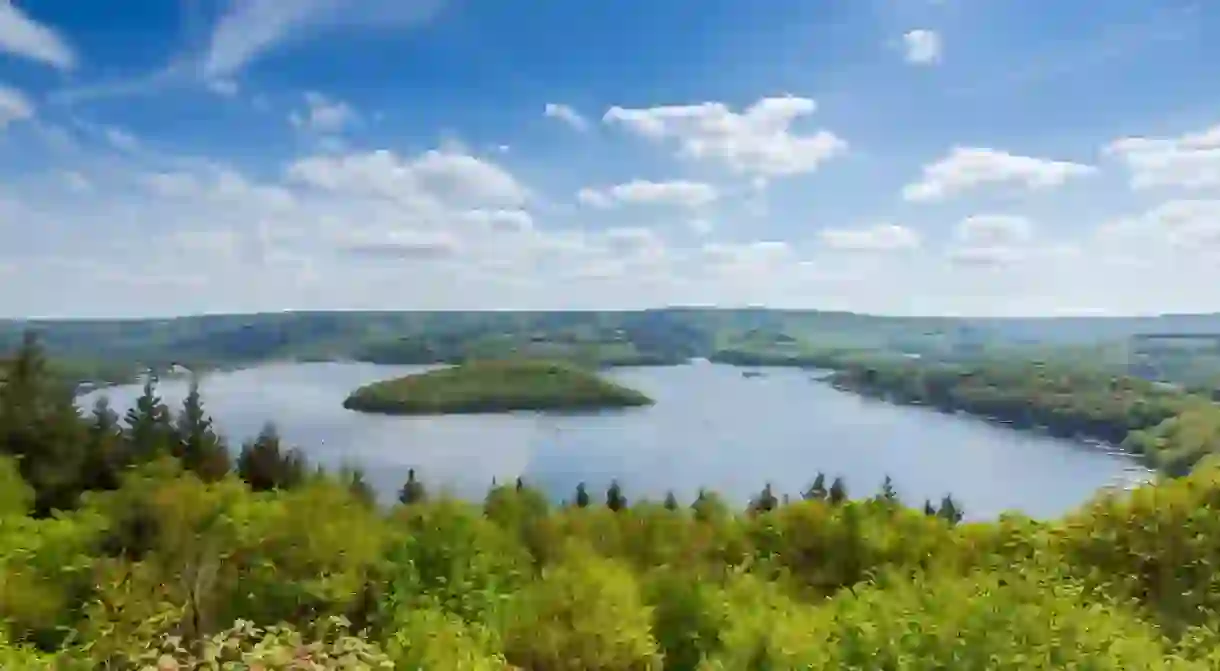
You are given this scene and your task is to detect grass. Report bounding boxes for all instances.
[341,359,655,415]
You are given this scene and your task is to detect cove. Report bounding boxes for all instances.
[76,361,1151,521]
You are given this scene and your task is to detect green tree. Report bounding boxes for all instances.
[663,490,679,511]
[876,474,898,505]
[123,376,174,462]
[803,472,828,501]
[398,468,428,505]
[236,423,306,492]
[937,494,963,525]
[749,483,778,515]
[173,379,230,482]
[606,480,627,512]
[828,476,848,506]
[80,396,128,492]
[575,482,591,508]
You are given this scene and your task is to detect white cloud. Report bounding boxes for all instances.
[903,147,1096,202]
[954,214,1034,246]
[286,148,528,208]
[206,78,240,98]
[1099,199,1220,252]
[947,215,1037,267]
[578,179,718,209]
[819,223,920,251]
[604,95,848,177]
[1105,124,1220,190]
[290,91,358,134]
[104,127,141,152]
[544,103,589,131]
[62,171,92,194]
[0,84,33,129]
[0,1,75,69]
[903,29,942,65]
[201,0,448,78]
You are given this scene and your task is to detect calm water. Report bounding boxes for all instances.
[78,362,1150,520]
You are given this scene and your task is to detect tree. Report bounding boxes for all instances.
[173,379,230,481]
[937,494,963,525]
[399,468,427,505]
[663,490,679,511]
[574,482,590,508]
[606,480,627,512]
[236,423,306,492]
[803,472,828,501]
[80,396,128,492]
[691,488,728,523]
[124,376,174,462]
[876,475,899,506]
[749,483,778,515]
[923,499,937,517]
[340,466,376,508]
[828,476,848,506]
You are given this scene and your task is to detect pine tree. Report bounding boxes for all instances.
[877,475,899,505]
[803,472,828,501]
[341,466,376,508]
[236,423,306,492]
[174,378,230,481]
[515,476,525,492]
[749,482,778,514]
[81,396,128,491]
[606,479,627,512]
[691,488,727,523]
[124,376,173,462]
[398,468,427,505]
[937,494,964,525]
[828,476,848,505]
[663,490,680,511]
[574,482,590,508]
[923,499,937,517]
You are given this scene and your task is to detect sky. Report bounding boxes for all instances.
[0,0,1218,318]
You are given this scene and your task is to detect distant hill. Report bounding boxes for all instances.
[4,309,1220,385]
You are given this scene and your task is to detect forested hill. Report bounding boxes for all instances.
[4,308,1220,384]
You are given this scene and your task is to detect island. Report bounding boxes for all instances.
[341,359,655,415]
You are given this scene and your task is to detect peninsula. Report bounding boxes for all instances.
[341,359,655,415]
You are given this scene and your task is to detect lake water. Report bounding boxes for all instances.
[77,361,1151,520]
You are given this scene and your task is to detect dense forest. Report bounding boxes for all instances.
[825,356,1220,476]
[342,360,654,415]
[5,335,1220,668]
[8,308,1220,390]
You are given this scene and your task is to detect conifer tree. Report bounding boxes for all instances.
[877,475,899,505]
[749,482,778,514]
[398,468,427,505]
[124,375,173,462]
[81,396,127,491]
[174,378,230,481]
[663,490,680,511]
[938,494,964,525]
[574,482,590,508]
[828,476,849,505]
[237,423,306,492]
[606,479,627,512]
[923,499,937,517]
[803,472,828,501]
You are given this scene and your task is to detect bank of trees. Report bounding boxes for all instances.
[7,335,1220,668]
[828,358,1220,473]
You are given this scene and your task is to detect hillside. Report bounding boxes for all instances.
[5,308,1220,388]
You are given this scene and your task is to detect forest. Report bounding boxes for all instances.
[342,360,654,415]
[5,334,1220,668]
[9,308,1220,391]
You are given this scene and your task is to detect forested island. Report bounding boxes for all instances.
[4,334,1220,667]
[342,360,655,415]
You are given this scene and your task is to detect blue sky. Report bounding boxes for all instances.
[0,0,1218,318]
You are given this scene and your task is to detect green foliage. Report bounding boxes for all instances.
[7,337,1220,668]
[342,360,654,415]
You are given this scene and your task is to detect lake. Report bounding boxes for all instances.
[78,361,1151,520]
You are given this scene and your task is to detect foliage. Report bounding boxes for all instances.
[6,335,1220,668]
[342,359,654,415]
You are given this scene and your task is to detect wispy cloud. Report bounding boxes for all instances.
[0,0,76,70]
[0,84,33,128]
[201,0,450,79]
